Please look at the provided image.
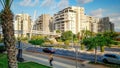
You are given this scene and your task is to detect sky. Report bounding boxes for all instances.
[0,0,120,32]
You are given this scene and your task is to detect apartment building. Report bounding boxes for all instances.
[54,6,86,34]
[54,6,114,34]
[98,17,114,32]
[34,14,53,34]
[14,14,32,37]
[85,16,100,33]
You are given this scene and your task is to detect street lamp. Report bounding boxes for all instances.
[71,13,78,68]
[17,14,24,62]
[17,40,24,62]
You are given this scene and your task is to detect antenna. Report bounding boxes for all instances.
[29,10,37,40]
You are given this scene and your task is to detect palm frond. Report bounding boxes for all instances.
[0,0,13,9]
[9,0,13,8]
[0,0,5,8]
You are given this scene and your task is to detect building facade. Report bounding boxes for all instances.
[98,17,114,32]
[54,6,86,34]
[14,14,32,37]
[54,6,114,34]
[34,14,53,34]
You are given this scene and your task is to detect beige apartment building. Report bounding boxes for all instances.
[54,6,86,34]
[54,6,114,34]
[14,14,32,37]
[83,15,99,33]
[34,14,53,34]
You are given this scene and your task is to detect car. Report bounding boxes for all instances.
[42,48,55,53]
[102,53,120,64]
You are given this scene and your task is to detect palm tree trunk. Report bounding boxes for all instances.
[94,47,97,63]
[1,8,18,68]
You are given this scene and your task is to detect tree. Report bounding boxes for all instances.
[56,30,61,33]
[0,0,18,68]
[82,36,113,63]
[61,31,73,41]
[98,31,119,40]
[97,31,118,52]
[80,30,93,50]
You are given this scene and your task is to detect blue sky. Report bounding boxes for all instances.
[0,0,120,32]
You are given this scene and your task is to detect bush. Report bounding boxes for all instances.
[0,38,3,43]
[28,36,45,46]
[29,39,44,45]
[113,41,119,45]
[0,46,6,53]
[64,40,70,46]
[50,40,54,44]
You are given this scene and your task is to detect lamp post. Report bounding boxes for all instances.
[17,14,24,62]
[17,40,24,62]
[71,15,74,49]
[71,13,78,68]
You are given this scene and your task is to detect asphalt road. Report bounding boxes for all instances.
[23,51,108,68]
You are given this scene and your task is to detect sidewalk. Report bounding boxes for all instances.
[23,51,109,68]
[23,54,75,68]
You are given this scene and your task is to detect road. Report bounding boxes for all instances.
[19,42,120,63]
[23,51,108,68]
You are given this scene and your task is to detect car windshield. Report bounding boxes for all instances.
[104,54,120,59]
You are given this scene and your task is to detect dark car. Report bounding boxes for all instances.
[43,48,55,53]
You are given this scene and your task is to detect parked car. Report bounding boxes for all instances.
[42,48,55,53]
[102,53,120,64]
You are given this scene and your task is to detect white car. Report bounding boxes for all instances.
[102,53,120,64]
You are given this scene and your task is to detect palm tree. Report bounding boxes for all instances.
[0,0,18,68]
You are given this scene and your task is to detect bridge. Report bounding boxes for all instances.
[0,30,61,36]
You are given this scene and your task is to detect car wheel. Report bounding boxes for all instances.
[103,59,108,63]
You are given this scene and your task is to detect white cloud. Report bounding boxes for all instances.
[40,0,69,11]
[89,8,105,18]
[76,0,93,5]
[40,0,56,7]
[19,0,39,7]
[57,0,69,10]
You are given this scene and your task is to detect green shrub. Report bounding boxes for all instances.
[28,36,45,46]
[0,38,3,43]
[50,40,54,44]
[64,40,70,46]
[113,41,119,45]
[29,39,44,45]
[0,46,6,53]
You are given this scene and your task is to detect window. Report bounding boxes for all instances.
[105,54,117,58]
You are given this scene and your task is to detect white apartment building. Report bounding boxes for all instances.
[14,14,32,37]
[85,15,100,33]
[54,6,86,34]
[54,6,114,34]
